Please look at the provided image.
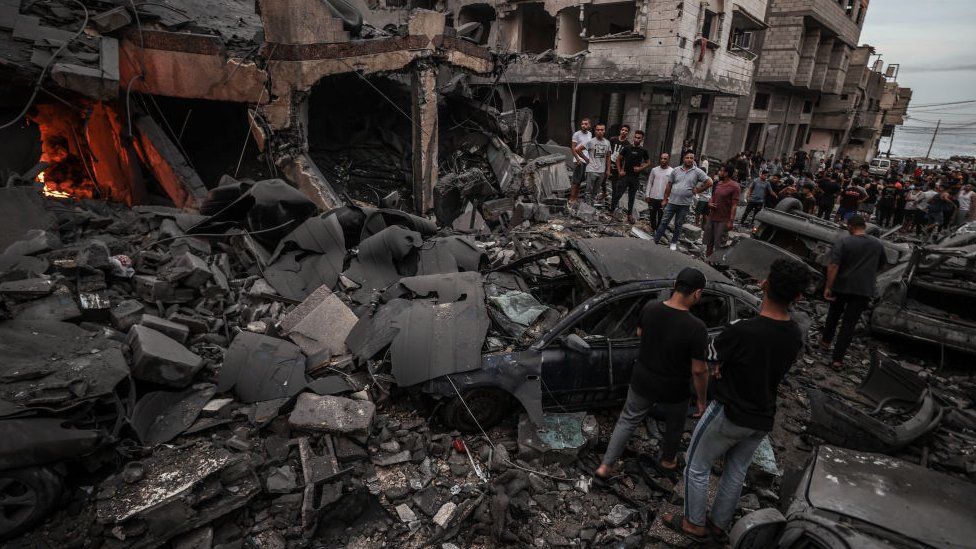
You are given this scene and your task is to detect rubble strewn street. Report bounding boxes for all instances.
[1,0,975,548]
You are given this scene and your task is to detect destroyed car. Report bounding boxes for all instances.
[411,238,762,430]
[743,200,911,289]
[870,245,976,354]
[730,445,976,549]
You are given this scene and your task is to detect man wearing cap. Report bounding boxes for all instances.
[821,215,886,370]
[594,267,709,480]
[663,259,809,543]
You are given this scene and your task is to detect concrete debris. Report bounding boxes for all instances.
[289,393,375,435]
[127,324,204,387]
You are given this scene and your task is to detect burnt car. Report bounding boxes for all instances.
[870,244,976,354]
[0,321,126,539]
[730,445,976,549]
[736,199,911,289]
[413,237,763,430]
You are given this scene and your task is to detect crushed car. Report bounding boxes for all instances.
[729,445,976,549]
[870,244,976,355]
[347,237,763,431]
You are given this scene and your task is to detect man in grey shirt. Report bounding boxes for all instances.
[575,123,611,205]
[820,215,886,370]
[653,151,712,250]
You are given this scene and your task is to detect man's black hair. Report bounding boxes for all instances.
[620,124,631,131]
[760,169,769,175]
[766,259,809,305]
[847,214,867,228]
[634,129,645,137]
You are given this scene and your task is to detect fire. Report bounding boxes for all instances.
[36,171,72,199]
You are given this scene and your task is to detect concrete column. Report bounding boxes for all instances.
[411,63,438,214]
[810,37,834,92]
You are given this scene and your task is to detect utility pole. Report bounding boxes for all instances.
[925,119,941,159]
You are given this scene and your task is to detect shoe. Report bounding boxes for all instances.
[627,215,635,224]
[669,243,678,251]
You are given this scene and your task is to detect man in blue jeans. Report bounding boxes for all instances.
[662,259,809,542]
[654,151,712,251]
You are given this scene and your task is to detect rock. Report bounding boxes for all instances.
[4,229,60,256]
[280,285,357,362]
[265,466,298,494]
[739,493,760,511]
[432,502,457,528]
[0,278,54,298]
[126,325,204,387]
[681,223,703,242]
[334,436,368,462]
[606,503,636,527]
[395,503,417,523]
[372,450,411,467]
[412,487,442,517]
[140,314,190,344]
[161,252,212,288]
[14,293,81,321]
[517,412,598,464]
[288,393,375,435]
[77,241,111,270]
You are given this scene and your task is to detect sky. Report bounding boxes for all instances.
[859,0,976,129]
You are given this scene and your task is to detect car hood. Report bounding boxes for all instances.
[806,445,976,548]
[571,237,728,288]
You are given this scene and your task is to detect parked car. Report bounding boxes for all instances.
[867,157,891,176]
[423,237,763,430]
[730,445,976,549]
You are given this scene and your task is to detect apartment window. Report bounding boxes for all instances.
[803,100,813,113]
[753,93,770,110]
[728,7,765,60]
[583,1,639,40]
[729,29,753,51]
[845,0,855,18]
[701,10,717,42]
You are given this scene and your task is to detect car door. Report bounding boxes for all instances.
[539,290,660,411]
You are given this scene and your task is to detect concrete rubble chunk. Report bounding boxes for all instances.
[432,501,457,528]
[288,393,375,435]
[110,299,145,331]
[4,229,60,256]
[161,252,212,288]
[0,278,54,298]
[140,313,191,344]
[395,503,418,523]
[127,325,204,387]
[280,284,357,361]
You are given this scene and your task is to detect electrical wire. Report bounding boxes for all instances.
[0,0,89,131]
[133,219,298,254]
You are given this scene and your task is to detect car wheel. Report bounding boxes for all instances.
[440,388,515,433]
[0,466,62,541]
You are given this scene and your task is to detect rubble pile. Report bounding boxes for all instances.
[2,162,975,548]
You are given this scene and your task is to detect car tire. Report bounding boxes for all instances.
[440,388,516,433]
[0,466,62,541]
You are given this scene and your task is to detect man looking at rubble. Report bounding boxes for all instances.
[821,215,885,370]
[704,165,739,258]
[664,259,808,543]
[654,152,712,250]
[594,267,709,481]
[645,153,672,229]
[612,129,650,223]
[575,123,611,205]
[570,118,592,204]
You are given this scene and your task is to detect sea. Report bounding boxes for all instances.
[879,126,976,160]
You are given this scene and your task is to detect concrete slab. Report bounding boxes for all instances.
[127,325,204,387]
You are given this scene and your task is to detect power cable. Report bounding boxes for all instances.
[0,0,90,130]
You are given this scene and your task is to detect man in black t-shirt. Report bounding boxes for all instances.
[816,176,841,220]
[604,125,631,203]
[611,129,651,223]
[821,215,886,370]
[595,268,709,480]
[663,259,809,542]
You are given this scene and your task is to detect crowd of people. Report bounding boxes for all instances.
[569,116,968,543]
[569,118,976,244]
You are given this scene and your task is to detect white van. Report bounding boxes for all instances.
[868,157,891,176]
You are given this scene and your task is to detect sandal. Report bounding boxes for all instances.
[661,513,708,543]
[706,518,729,543]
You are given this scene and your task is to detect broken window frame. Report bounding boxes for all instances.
[580,0,646,42]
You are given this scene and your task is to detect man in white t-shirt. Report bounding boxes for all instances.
[957,183,973,226]
[570,118,592,204]
[645,152,673,230]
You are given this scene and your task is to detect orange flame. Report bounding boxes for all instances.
[37,171,71,199]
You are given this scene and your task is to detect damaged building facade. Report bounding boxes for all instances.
[443,0,771,158]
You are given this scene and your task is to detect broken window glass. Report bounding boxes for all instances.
[575,293,658,340]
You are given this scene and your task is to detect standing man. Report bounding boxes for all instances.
[654,152,712,251]
[739,170,774,227]
[876,180,897,228]
[663,259,808,543]
[821,215,885,370]
[645,153,673,230]
[957,183,973,226]
[575,123,611,205]
[836,181,867,222]
[612,129,651,223]
[605,125,631,204]
[704,165,739,258]
[594,268,709,480]
[816,173,841,220]
[570,118,593,204]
